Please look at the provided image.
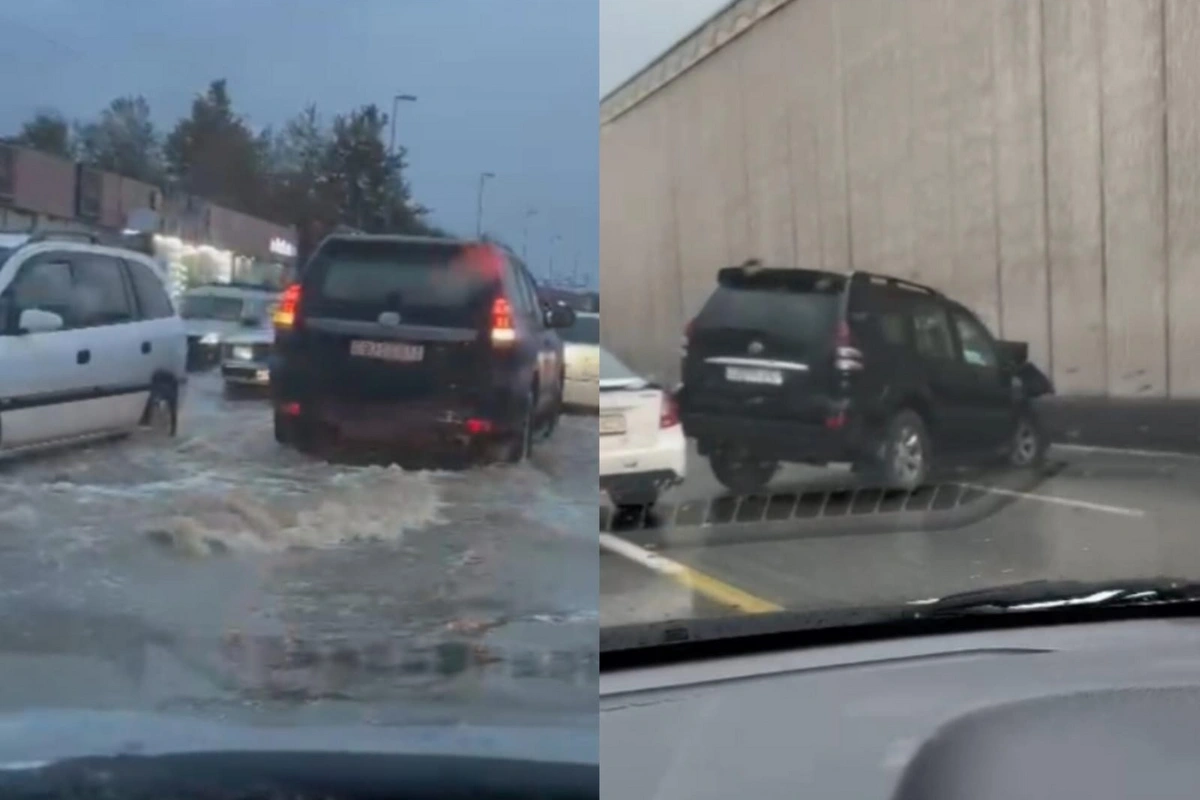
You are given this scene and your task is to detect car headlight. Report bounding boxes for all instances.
[200,332,220,345]
[232,345,254,361]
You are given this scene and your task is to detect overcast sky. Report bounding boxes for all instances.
[600,0,729,97]
[0,0,597,287]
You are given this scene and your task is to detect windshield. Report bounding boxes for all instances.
[598,0,1197,655]
[181,294,245,321]
[563,315,599,344]
[3,0,595,750]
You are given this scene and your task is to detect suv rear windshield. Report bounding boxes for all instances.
[305,239,498,327]
[695,269,844,345]
[182,294,245,321]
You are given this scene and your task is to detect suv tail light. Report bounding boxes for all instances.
[274,283,302,329]
[491,297,516,344]
[833,320,863,371]
[659,392,680,428]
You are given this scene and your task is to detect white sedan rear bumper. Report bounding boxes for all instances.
[599,423,687,500]
[563,376,598,409]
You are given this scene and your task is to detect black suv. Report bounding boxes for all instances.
[269,234,575,462]
[677,264,1054,492]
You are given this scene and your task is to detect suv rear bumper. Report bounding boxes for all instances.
[682,410,870,464]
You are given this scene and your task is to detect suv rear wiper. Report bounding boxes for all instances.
[922,578,1200,617]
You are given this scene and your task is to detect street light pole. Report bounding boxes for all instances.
[389,93,417,159]
[476,171,495,238]
[387,93,417,232]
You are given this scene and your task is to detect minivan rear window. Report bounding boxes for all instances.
[307,240,498,326]
[696,270,843,344]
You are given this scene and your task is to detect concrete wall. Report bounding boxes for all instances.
[601,0,1200,398]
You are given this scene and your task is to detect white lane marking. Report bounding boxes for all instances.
[600,533,688,576]
[1054,443,1200,461]
[956,482,1145,518]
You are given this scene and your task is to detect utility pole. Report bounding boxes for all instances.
[476,171,495,238]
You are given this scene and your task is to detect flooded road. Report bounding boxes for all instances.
[0,373,598,725]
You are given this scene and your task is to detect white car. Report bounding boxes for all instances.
[180,283,280,371]
[561,311,599,409]
[0,231,187,455]
[599,348,686,511]
[220,325,273,390]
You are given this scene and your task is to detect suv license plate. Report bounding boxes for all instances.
[349,340,424,362]
[599,414,626,435]
[725,366,783,385]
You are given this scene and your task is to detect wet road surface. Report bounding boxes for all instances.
[601,439,1200,626]
[0,373,597,725]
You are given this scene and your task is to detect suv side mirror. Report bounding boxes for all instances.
[17,308,64,334]
[544,305,576,329]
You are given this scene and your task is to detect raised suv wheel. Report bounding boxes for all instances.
[877,410,931,490]
[708,446,779,494]
[1008,410,1047,469]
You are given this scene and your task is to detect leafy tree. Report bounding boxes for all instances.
[164,79,267,215]
[76,96,163,184]
[13,111,73,159]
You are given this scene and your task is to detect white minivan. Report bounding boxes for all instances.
[0,231,188,456]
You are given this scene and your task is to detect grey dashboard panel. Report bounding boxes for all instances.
[601,618,1200,800]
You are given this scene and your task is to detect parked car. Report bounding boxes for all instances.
[0,230,186,455]
[599,348,686,513]
[220,325,273,392]
[270,234,576,462]
[561,311,599,410]
[181,282,280,371]
[678,264,1055,493]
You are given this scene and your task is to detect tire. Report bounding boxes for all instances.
[502,388,537,464]
[609,488,659,517]
[708,447,779,494]
[541,377,563,441]
[1007,408,1048,469]
[273,411,295,445]
[140,379,178,438]
[877,409,931,490]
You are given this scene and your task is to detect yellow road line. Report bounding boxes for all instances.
[600,533,782,614]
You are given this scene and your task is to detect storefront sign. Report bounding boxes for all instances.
[269,237,297,258]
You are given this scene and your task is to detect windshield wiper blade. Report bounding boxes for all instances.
[922,578,1200,617]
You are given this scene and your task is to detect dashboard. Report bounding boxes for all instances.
[601,617,1200,799]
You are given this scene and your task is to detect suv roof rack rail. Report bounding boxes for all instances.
[849,270,941,297]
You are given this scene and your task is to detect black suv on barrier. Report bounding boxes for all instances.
[677,263,1055,493]
[269,234,575,462]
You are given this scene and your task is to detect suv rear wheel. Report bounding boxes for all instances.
[502,388,537,464]
[709,446,779,494]
[1007,409,1047,469]
[877,410,931,490]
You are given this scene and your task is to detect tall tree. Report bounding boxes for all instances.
[164,79,267,215]
[13,111,73,159]
[76,95,163,183]
[323,104,431,234]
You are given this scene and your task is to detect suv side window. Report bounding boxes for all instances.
[125,259,174,319]
[517,266,545,327]
[8,255,77,327]
[951,309,999,368]
[72,253,134,327]
[911,302,956,361]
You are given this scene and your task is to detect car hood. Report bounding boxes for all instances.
[0,710,596,768]
[184,319,250,340]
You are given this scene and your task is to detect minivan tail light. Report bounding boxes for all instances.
[491,297,516,344]
[660,392,681,428]
[833,320,863,371]
[274,283,302,329]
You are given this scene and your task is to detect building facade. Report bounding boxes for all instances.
[601,0,1200,398]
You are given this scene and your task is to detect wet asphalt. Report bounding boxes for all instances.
[0,372,598,728]
[601,439,1200,626]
